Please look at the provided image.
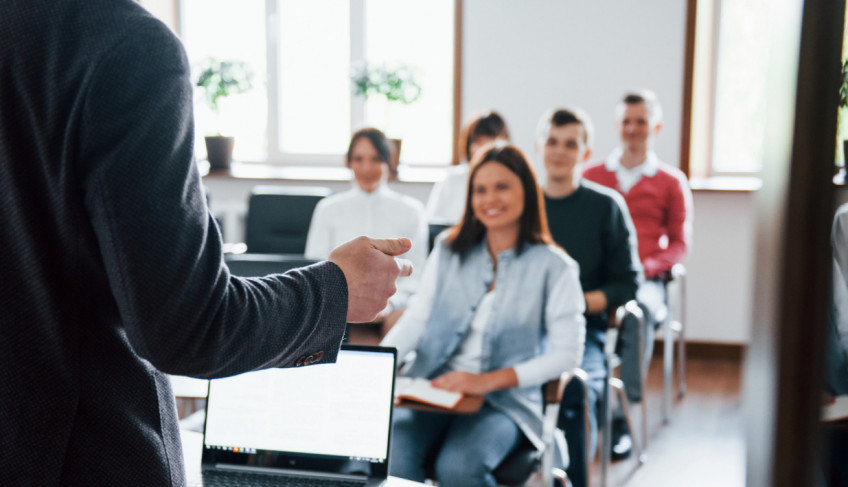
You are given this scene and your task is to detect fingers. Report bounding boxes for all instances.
[395,258,414,278]
[370,237,412,257]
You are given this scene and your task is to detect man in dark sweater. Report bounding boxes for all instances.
[537,108,642,476]
[0,1,412,484]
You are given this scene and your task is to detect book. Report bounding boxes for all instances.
[394,377,464,409]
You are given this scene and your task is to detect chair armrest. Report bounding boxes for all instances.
[541,369,590,487]
[605,300,645,357]
[670,263,687,282]
[544,369,590,405]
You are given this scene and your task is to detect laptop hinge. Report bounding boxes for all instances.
[213,463,368,482]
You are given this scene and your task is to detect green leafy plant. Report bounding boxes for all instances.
[350,62,422,105]
[841,59,848,110]
[195,57,254,125]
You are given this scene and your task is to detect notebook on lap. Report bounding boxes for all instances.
[195,345,397,487]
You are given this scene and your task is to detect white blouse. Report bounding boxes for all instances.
[446,290,496,374]
[426,164,469,224]
[304,184,428,309]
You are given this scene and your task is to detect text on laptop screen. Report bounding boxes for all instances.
[203,349,395,462]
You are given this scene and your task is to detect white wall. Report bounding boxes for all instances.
[462,0,687,168]
[687,191,756,343]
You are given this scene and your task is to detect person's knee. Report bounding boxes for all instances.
[433,451,493,487]
[388,439,427,482]
[388,412,432,481]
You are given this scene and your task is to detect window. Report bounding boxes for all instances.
[710,0,768,174]
[179,0,456,167]
[688,0,769,178]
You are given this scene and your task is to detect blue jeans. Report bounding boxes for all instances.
[389,403,523,487]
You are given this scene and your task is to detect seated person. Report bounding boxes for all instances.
[825,203,848,486]
[583,90,693,406]
[426,110,511,224]
[382,143,586,487]
[537,107,641,470]
[305,127,427,332]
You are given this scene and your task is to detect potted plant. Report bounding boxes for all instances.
[196,57,254,171]
[351,62,422,179]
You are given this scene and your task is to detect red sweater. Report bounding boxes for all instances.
[583,160,693,279]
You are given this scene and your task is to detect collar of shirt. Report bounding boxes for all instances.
[604,148,660,192]
[349,182,392,199]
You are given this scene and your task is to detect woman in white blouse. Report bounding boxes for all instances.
[382,143,585,487]
[305,128,427,328]
[426,110,511,224]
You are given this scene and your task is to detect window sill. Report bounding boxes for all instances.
[199,161,448,184]
[688,176,761,192]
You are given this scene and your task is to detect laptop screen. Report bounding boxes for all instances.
[200,345,397,478]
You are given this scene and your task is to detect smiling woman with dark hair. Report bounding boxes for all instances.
[382,143,586,487]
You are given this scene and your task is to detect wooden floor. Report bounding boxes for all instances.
[591,354,744,487]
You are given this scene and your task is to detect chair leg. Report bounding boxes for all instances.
[677,320,686,398]
[611,378,646,464]
[662,318,674,424]
[600,357,613,487]
[638,312,649,453]
[675,277,687,399]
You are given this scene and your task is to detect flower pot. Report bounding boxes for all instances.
[205,136,235,171]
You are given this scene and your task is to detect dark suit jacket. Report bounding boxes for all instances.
[0,1,347,484]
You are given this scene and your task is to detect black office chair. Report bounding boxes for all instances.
[225,253,319,277]
[428,222,452,253]
[422,370,590,487]
[496,370,591,487]
[244,185,331,254]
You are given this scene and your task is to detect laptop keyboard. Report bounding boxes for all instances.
[194,470,365,487]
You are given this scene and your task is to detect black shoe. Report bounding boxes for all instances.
[610,418,632,461]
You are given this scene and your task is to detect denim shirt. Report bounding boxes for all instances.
[382,236,586,450]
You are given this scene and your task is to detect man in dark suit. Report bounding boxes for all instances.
[0,0,412,484]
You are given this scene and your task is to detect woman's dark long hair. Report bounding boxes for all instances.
[346,127,391,166]
[457,110,511,164]
[445,143,553,259]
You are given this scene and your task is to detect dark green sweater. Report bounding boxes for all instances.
[544,180,642,330]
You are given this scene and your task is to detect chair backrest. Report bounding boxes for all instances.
[245,185,332,254]
[491,371,590,487]
[225,253,319,277]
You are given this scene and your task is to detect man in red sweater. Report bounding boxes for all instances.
[583,90,693,458]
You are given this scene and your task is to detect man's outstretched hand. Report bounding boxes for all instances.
[329,236,414,323]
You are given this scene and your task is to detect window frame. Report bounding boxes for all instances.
[176,0,463,169]
[686,0,769,180]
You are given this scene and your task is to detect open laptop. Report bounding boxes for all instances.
[195,345,397,487]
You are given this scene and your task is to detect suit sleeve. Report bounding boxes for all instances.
[76,18,346,378]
